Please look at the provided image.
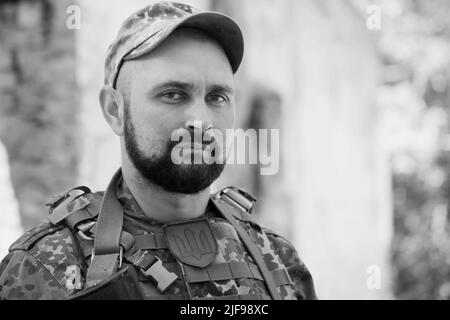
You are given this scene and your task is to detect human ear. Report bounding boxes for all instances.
[99,86,125,136]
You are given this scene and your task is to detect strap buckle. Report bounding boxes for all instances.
[217,187,257,214]
[140,256,178,293]
[131,252,178,293]
[77,221,96,241]
[45,186,91,211]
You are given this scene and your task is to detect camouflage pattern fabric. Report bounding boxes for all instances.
[0,223,85,299]
[104,1,244,88]
[0,176,316,300]
[261,228,317,300]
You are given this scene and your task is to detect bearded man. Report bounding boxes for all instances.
[0,1,316,300]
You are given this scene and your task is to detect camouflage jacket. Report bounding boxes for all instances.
[0,175,317,300]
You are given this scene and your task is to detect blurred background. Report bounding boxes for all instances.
[0,0,449,299]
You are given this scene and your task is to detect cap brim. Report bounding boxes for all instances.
[124,12,244,74]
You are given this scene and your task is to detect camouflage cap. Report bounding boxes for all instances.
[105,1,244,88]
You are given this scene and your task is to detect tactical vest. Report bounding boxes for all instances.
[45,170,295,300]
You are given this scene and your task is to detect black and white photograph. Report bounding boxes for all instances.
[0,0,449,304]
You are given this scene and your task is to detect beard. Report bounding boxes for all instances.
[123,108,225,194]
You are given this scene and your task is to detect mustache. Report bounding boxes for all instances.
[168,130,216,150]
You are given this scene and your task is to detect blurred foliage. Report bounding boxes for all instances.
[377,0,450,299]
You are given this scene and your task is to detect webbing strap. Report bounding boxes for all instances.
[66,197,101,229]
[211,196,282,300]
[134,233,168,250]
[86,169,124,288]
[195,293,271,300]
[183,261,263,283]
[47,191,92,225]
[65,210,93,230]
[81,239,93,258]
[271,268,293,286]
[183,261,290,287]
[81,230,135,259]
[85,253,120,288]
[142,293,188,300]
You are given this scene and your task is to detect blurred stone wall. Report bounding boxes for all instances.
[0,0,79,229]
[212,0,391,299]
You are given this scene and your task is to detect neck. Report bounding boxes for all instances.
[121,164,211,224]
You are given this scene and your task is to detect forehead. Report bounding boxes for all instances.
[122,28,234,87]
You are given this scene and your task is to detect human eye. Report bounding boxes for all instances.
[207,93,229,105]
[160,91,186,103]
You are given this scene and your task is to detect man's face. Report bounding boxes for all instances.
[119,28,236,194]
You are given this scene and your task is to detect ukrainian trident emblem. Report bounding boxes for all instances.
[164,219,218,267]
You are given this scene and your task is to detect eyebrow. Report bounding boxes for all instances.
[209,84,234,95]
[151,81,194,93]
[150,81,234,95]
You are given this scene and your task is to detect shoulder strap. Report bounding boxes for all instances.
[210,192,282,300]
[85,169,124,288]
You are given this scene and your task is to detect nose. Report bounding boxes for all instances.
[184,98,214,132]
[185,120,213,131]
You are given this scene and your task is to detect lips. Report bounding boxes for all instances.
[176,142,211,150]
